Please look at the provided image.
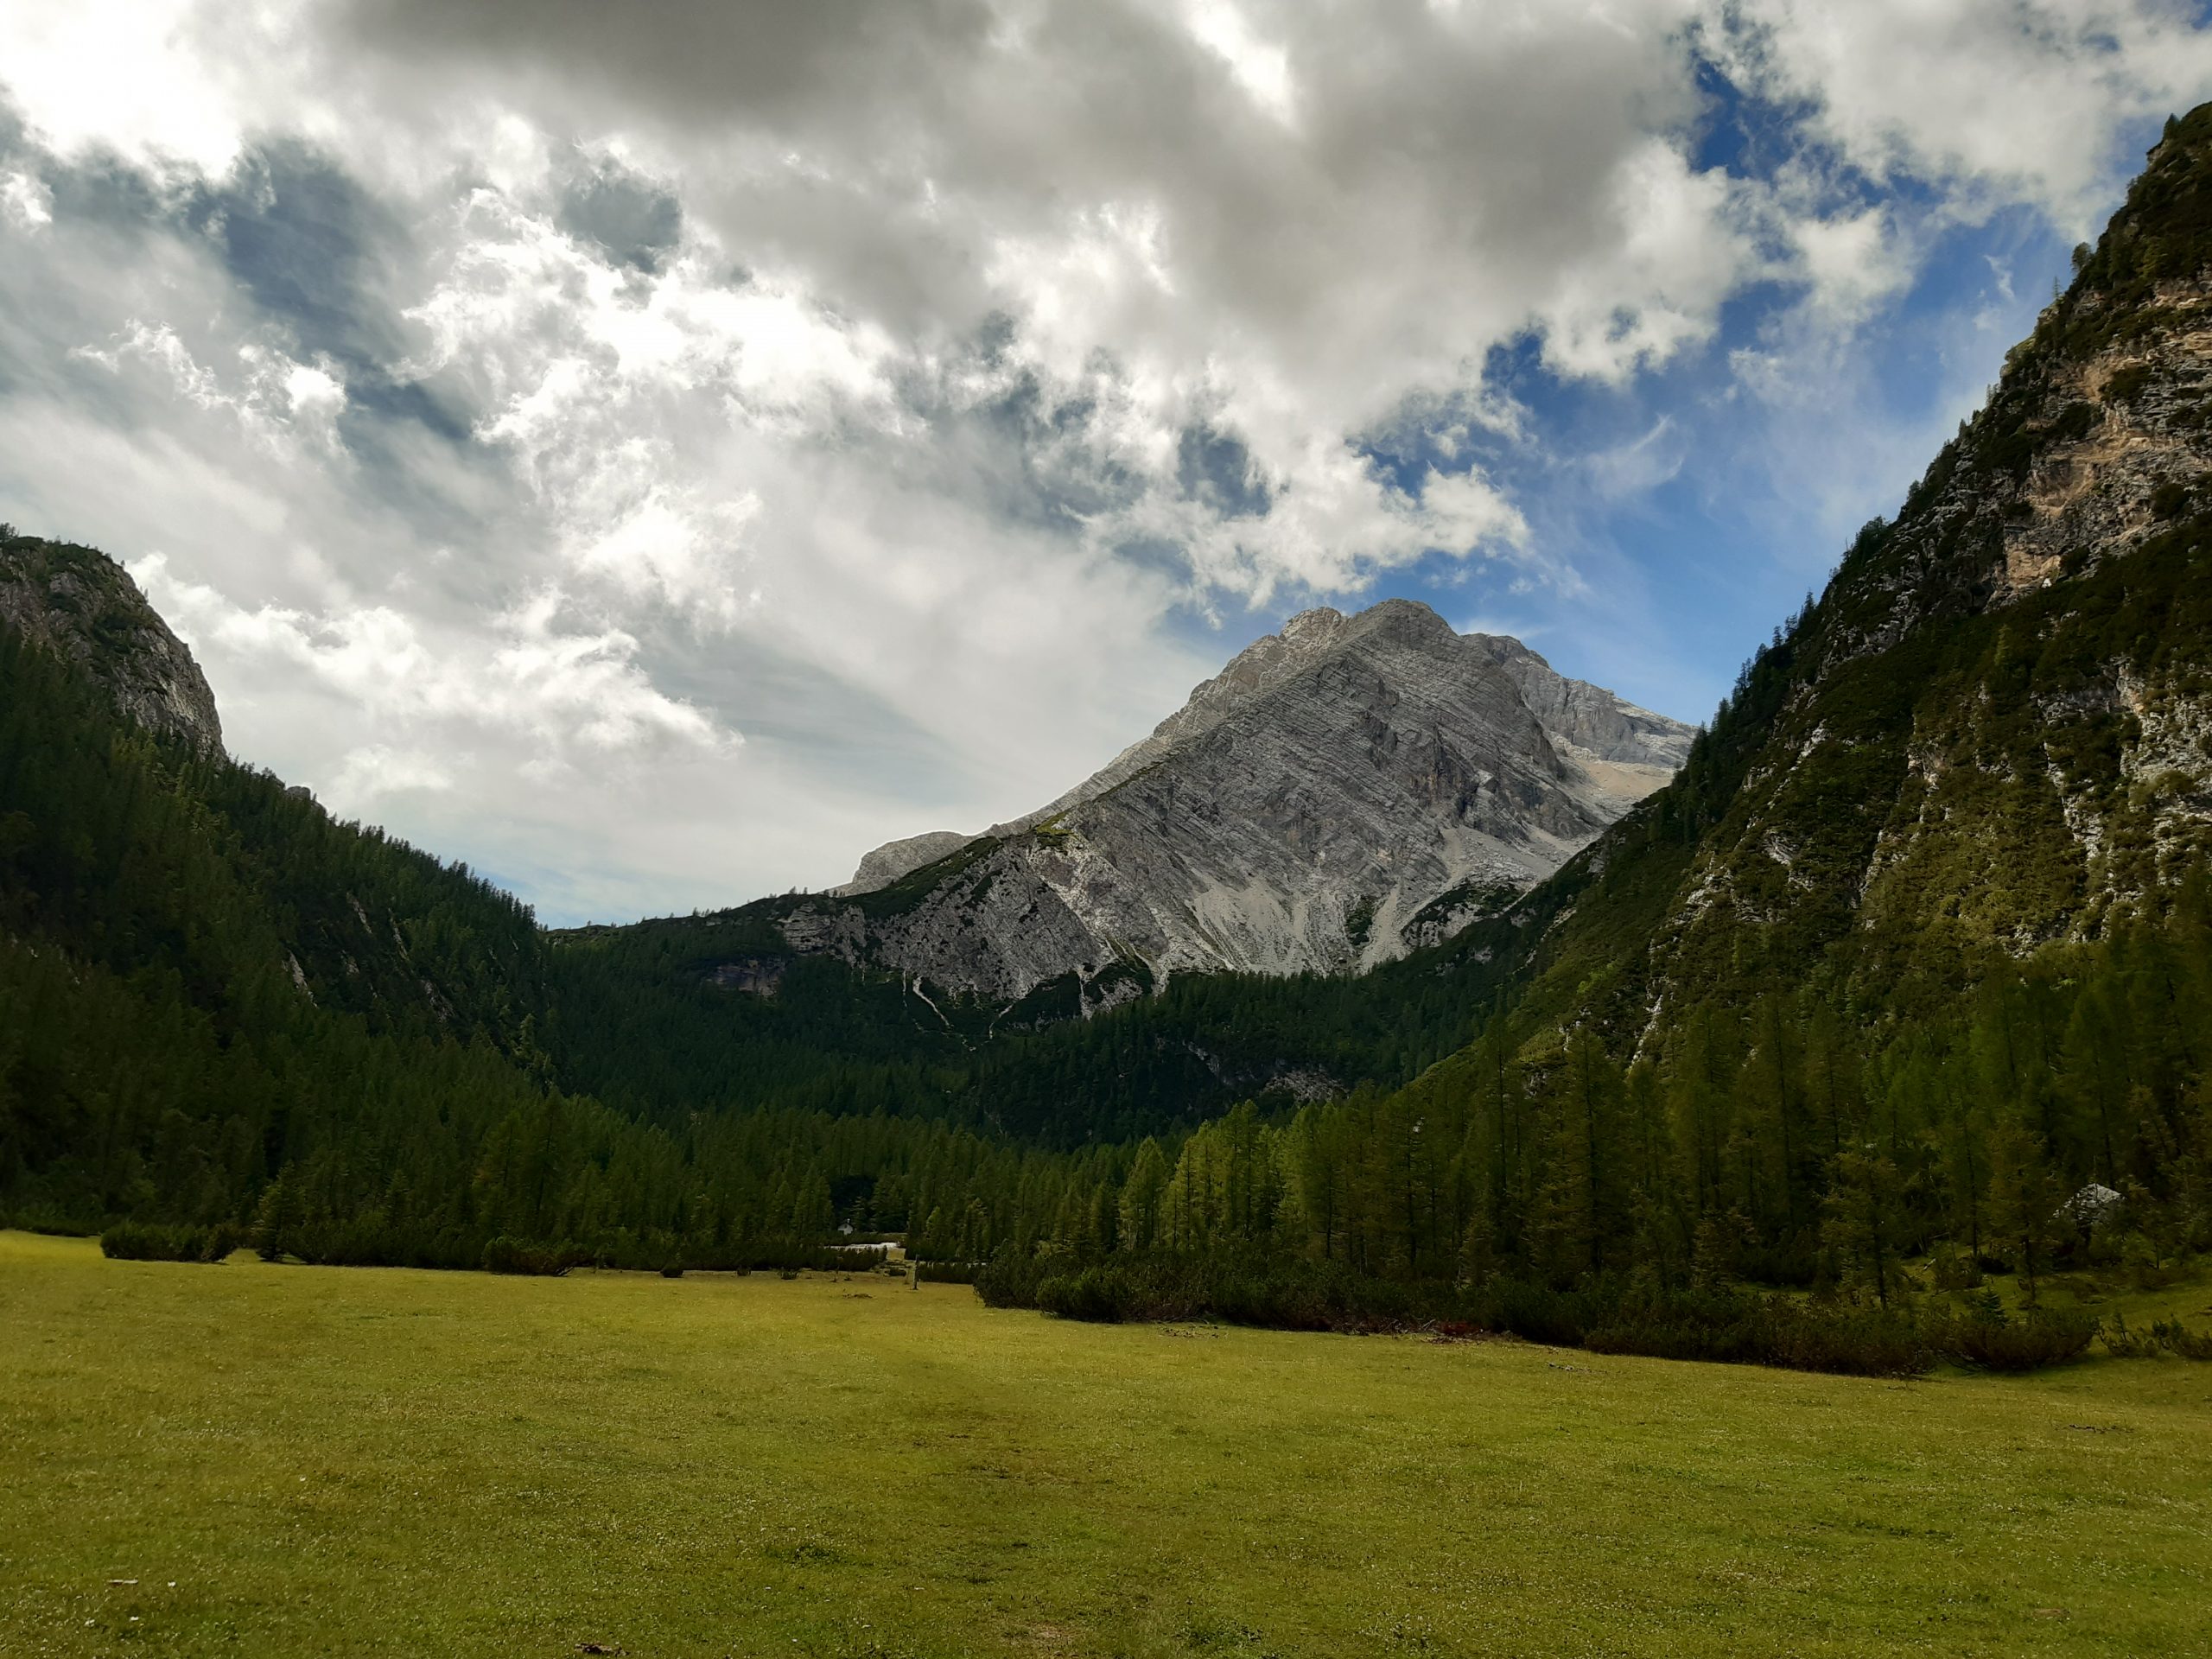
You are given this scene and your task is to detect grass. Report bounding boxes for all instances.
[4,1233,2210,1657]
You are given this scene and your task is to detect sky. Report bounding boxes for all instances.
[2,2,2209,925]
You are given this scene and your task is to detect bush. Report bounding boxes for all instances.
[1935,1299,2097,1370]
[2099,1312,2162,1357]
[2106,1313,2212,1359]
[1035,1268,1130,1322]
[1575,1285,1929,1376]
[100,1221,242,1262]
[2120,1232,2177,1288]
[1929,1244,1983,1291]
[2,1211,102,1238]
[982,1253,1943,1376]
[480,1236,576,1276]
[1758,1300,1932,1376]
[2150,1319,2212,1359]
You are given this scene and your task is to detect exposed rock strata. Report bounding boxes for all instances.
[838,830,971,894]
[810,598,1693,999]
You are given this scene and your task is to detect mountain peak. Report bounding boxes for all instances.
[825,594,1694,993]
[1279,604,1348,641]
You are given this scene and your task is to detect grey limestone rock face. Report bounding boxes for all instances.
[0,531,224,753]
[812,597,1694,999]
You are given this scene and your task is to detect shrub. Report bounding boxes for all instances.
[1758,1300,1932,1376]
[1929,1244,1983,1291]
[100,1221,242,1262]
[985,1253,1942,1376]
[2120,1232,2177,1288]
[2100,1312,2162,1357]
[1578,1285,1929,1376]
[1035,1268,1129,1322]
[2100,1313,2212,1359]
[480,1236,575,1276]
[3,1211,102,1238]
[2149,1318,2212,1360]
[1936,1300,2097,1370]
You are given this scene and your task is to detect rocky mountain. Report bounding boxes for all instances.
[0,529,223,753]
[791,598,1693,1003]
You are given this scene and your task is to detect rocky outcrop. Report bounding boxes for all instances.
[837,830,973,894]
[811,598,1694,1000]
[0,530,224,753]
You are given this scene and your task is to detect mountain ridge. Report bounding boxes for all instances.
[846,600,1689,893]
[802,596,1693,1001]
[1391,109,2212,1101]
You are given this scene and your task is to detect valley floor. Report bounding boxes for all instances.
[3,1232,2209,1658]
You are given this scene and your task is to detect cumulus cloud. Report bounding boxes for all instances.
[1727,0,2212,229]
[134,554,730,760]
[0,0,2202,918]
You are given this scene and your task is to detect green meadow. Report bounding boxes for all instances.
[4,1232,2209,1658]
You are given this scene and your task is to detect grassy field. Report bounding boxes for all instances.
[3,1233,2209,1658]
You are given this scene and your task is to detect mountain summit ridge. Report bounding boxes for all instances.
[844,599,1689,894]
[804,597,1694,1001]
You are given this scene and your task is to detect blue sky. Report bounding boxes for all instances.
[1280,72,2126,728]
[1346,203,2078,724]
[0,2,2206,922]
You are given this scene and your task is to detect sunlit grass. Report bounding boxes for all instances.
[3,1230,2209,1657]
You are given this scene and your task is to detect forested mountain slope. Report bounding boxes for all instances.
[0,548,1087,1255]
[937,118,2212,1344]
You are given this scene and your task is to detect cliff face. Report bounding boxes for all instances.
[0,531,224,753]
[799,598,1694,1001]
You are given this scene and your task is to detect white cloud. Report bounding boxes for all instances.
[1726,0,2212,230]
[0,0,302,175]
[1,170,51,229]
[73,322,353,461]
[328,743,455,804]
[1789,207,1910,326]
[132,552,731,760]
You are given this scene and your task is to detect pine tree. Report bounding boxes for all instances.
[1986,1122,2067,1306]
